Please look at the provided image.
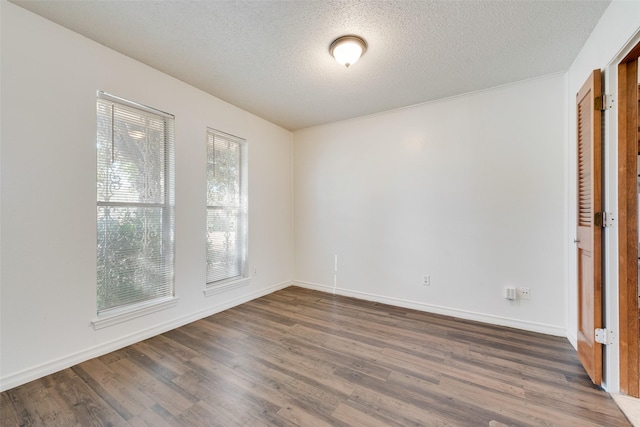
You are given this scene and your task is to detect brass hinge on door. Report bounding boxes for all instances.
[594,212,614,227]
[594,94,614,111]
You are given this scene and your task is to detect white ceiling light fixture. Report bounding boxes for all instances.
[330,35,367,68]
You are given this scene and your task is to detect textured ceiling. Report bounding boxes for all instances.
[11,0,610,131]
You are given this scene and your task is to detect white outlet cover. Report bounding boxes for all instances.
[518,287,531,300]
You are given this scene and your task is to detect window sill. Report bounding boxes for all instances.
[91,296,179,330]
[204,277,251,297]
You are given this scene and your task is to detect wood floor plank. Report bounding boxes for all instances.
[241,336,357,396]
[1,286,631,426]
[2,385,43,426]
[331,402,399,427]
[445,351,569,391]
[143,333,201,363]
[438,374,617,427]
[126,340,191,378]
[49,368,129,427]
[4,379,77,427]
[165,373,240,427]
[126,406,175,427]
[179,399,265,427]
[347,383,463,427]
[289,330,400,377]
[1,392,24,427]
[280,300,471,359]
[342,365,516,426]
[72,359,152,420]
[184,355,288,415]
[232,353,346,416]
[107,357,196,418]
[276,401,339,427]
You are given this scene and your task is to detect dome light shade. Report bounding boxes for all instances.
[330,35,367,68]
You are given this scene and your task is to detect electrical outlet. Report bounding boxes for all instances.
[423,275,430,286]
[518,287,531,300]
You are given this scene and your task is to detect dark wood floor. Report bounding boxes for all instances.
[1,286,631,426]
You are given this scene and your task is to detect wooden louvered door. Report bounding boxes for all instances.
[576,69,603,386]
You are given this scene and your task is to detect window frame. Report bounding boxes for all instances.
[204,128,249,296]
[92,91,177,329]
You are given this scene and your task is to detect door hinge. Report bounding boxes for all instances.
[595,328,614,345]
[595,94,614,111]
[594,212,614,227]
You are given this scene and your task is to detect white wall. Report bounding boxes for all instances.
[0,2,293,391]
[566,0,640,393]
[293,74,568,335]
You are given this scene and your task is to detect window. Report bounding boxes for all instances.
[96,92,175,318]
[206,129,248,289]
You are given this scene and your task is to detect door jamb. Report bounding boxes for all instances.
[618,41,640,397]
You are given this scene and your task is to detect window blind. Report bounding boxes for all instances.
[96,92,175,314]
[206,129,248,284]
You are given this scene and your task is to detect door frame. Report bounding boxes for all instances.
[618,41,640,397]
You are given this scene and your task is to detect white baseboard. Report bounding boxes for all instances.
[292,280,567,337]
[566,330,578,350]
[0,280,292,392]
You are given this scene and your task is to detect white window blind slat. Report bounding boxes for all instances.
[96,93,175,314]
